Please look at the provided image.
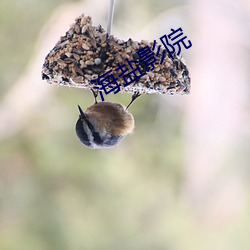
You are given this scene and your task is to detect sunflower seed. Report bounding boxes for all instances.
[82,43,90,50]
[85,60,94,65]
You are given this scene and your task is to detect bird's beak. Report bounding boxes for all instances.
[77,105,86,119]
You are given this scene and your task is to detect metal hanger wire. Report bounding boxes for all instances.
[107,0,115,34]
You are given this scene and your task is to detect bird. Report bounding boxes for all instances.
[75,91,140,149]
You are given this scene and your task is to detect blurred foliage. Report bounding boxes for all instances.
[0,0,72,98]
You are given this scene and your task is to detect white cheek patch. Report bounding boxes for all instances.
[83,122,95,146]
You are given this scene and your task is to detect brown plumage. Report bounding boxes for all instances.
[85,102,134,135]
[75,101,134,149]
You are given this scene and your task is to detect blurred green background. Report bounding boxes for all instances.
[1,0,250,250]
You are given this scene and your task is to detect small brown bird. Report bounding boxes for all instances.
[76,99,136,149]
[75,91,140,149]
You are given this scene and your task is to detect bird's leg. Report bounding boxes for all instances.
[91,89,99,104]
[126,92,141,110]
